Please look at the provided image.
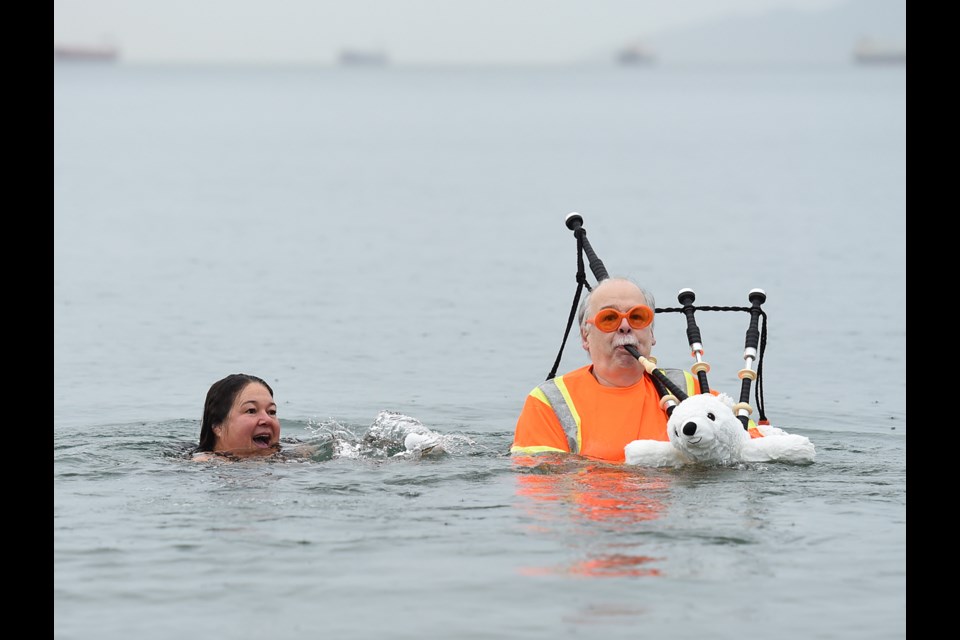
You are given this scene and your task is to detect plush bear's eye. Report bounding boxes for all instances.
[707,412,716,421]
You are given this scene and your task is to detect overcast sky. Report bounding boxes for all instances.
[53,0,854,65]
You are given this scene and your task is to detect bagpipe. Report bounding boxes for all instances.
[547,212,769,430]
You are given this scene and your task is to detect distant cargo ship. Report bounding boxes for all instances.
[54,44,119,62]
[338,49,388,66]
[852,38,905,65]
[616,42,656,66]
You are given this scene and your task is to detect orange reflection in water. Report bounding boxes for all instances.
[514,457,671,578]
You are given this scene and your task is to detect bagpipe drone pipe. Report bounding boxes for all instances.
[547,212,769,429]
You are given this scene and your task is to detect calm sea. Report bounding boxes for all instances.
[54,62,906,640]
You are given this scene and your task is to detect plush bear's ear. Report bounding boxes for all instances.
[714,392,736,409]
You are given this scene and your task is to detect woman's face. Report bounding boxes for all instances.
[213,382,281,455]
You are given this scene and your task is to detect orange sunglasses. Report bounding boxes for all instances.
[589,305,654,332]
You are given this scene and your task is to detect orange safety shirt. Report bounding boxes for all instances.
[511,364,703,463]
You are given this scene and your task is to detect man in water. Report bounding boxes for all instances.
[511,277,698,463]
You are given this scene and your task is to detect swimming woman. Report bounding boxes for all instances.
[192,373,450,462]
[193,373,282,461]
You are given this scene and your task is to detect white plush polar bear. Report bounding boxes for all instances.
[624,392,815,467]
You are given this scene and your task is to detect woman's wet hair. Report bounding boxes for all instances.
[195,373,274,452]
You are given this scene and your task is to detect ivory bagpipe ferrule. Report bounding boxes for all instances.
[735,288,767,429]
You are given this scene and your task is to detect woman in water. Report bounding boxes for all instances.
[192,373,447,462]
[193,373,282,461]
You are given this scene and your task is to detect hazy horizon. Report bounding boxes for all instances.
[53,0,905,66]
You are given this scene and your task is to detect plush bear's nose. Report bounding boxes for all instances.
[682,422,697,436]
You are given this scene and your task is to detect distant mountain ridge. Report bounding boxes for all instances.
[643,0,905,65]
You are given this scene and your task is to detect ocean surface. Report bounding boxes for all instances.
[54,62,906,640]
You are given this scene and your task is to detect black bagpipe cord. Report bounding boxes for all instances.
[547,232,592,381]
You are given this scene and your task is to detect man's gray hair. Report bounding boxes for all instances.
[578,277,656,328]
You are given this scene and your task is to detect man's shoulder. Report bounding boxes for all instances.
[551,365,593,385]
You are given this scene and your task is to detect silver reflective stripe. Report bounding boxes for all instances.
[661,368,692,396]
[539,369,692,455]
[538,379,579,454]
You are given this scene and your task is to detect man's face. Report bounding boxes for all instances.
[581,280,656,380]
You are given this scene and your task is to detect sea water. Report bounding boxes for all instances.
[54,63,905,639]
